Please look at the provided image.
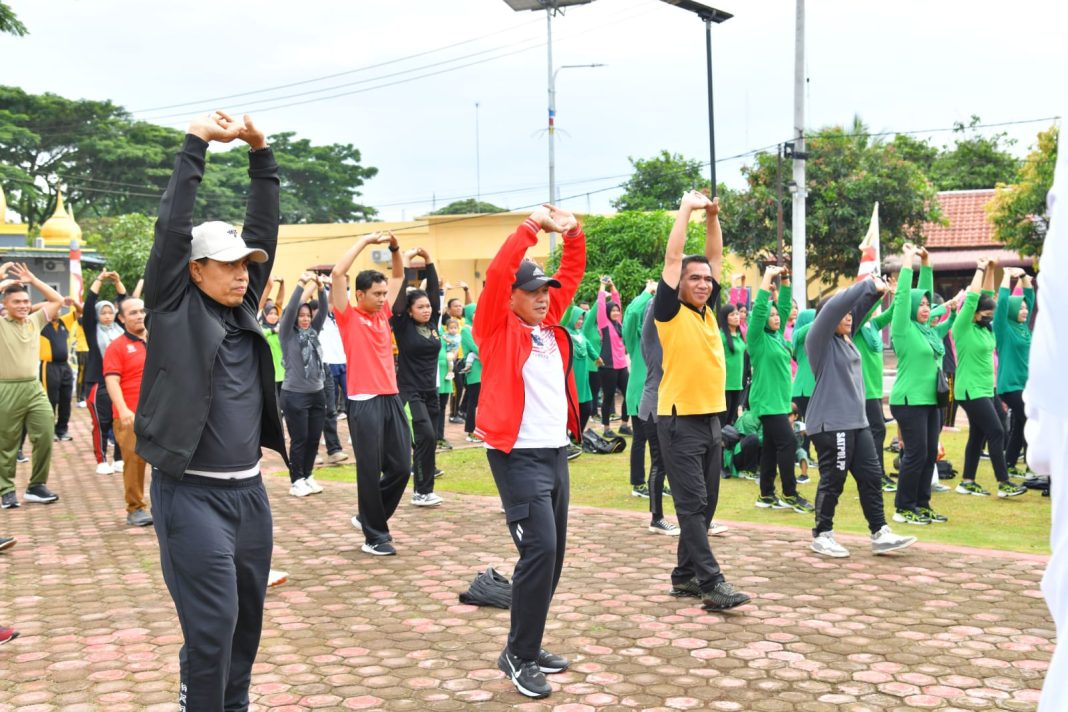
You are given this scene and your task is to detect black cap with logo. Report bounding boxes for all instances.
[512,259,562,291]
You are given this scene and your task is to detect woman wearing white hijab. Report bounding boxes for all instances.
[83,271,127,475]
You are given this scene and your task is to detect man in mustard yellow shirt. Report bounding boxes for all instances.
[0,262,63,509]
[654,191,749,612]
[39,297,81,441]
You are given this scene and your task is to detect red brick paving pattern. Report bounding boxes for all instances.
[0,409,1053,711]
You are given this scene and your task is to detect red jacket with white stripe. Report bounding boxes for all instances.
[473,217,586,453]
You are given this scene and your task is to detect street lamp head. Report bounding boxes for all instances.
[502,0,594,10]
[658,0,732,23]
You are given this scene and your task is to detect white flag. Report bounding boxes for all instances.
[858,202,880,280]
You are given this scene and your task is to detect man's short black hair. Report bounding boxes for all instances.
[354,270,387,292]
[3,283,28,298]
[680,254,711,276]
[447,297,462,309]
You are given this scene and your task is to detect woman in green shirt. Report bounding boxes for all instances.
[993,267,1035,475]
[565,305,598,435]
[260,305,285,402]
[952,259,1028,498]
[718,303,747,426]
[460,304,483,443]
[747,266,813,514]
[889,244,958,526]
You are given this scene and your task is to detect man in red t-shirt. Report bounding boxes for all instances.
[330,231,411,556]
[103,298,151,527]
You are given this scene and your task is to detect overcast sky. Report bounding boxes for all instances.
[4,0,1064,221]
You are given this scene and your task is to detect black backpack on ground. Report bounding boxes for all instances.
[582,428,626,454]
[721,424,742,450]
[936,460,957,480]
[458,567,512,608]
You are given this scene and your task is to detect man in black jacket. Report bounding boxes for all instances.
[137,111,285,712]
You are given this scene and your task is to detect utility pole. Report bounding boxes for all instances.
[776,144,784,267]
[791,0,807,307]
[547,8,557,254]
[475,101,481,211]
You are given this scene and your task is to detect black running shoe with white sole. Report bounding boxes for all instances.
[498,649,551,698]
[361,541,396,556]
[536,649,569,674]
[23,485,58,504]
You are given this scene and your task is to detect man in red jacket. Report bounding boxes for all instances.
[474,204,584,700]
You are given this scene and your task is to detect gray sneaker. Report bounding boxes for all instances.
[811,531,850,558]
[126,509,153,527]
[1,492,18,509]
[871,525,917,555]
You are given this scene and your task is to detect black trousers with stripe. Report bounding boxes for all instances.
[347,395,412,546]
[152,471,272,712]
[487,446,569,661]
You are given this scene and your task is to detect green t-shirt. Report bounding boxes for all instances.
[746,284,794,417]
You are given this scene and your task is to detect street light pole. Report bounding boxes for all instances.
[657,1,732,196]
[547,62,603,254]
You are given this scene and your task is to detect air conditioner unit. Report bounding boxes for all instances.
[42,260,61,272]
[370,249,390,263]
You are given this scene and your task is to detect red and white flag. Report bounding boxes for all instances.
[69,239,83,298]
[857,202,880,281]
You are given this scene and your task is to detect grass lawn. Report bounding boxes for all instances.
[310,429,1050,555]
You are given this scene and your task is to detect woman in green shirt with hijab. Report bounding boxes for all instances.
[952,259,1028,498]
[889,244,958,526]
[994,267,1036,476]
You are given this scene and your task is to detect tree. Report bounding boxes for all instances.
[80,213,156,295]
[611,151,710,212]
[431,198,506,215]
[546,210,740,304]
[987,126,1058,258]
[929,116,1019,191]
[0,2,26,36]
[728,118,941,289]
[0,86,380,227]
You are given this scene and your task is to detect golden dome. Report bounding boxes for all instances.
[39,190,81,247]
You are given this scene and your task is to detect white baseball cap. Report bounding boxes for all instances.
[190,221,268,263]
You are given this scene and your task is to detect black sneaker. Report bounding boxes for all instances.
[434,468,444,479]
[497,648,551,698]
[566,444,583,461]
[449,416,464,425]
[54,433,72,442]
[631,483,650,498]
[536,649,569,674]
[0,492,18,509]
[670,578,701,598]
[796,473,810,484]
[0,536,16,552]
[24,485,58,504]
[361,541,396,556]
[700,581,751,611]
[618,424,633,436]
[663,484,673,497]
[15,452,28,464]
[603,429,619,439]
[437,439,453,451]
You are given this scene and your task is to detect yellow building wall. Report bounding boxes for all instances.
[273,211,836,306]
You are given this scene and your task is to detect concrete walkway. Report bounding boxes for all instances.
[0,408,1053,711]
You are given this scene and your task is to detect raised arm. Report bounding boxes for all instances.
[596,284,609,329]
[312,284,328,332]
[749,265,785,351]
[423,258,441,327]
[279,280,307,334]
[891,244,918,342]
[10,263,63,321]
[545,205,584,324]
[807,279,882,375]
[145,113,243,313]
[917,246,934,296]
[704,196,723,283]
[460,281,473,306]
[952,259,986,340]
[663,190,715,288]
[331,233,383,313]
[623,284,655,353]
[258,276,277,314]
[230,115,279,311]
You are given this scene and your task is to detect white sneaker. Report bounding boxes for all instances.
[326,451,349,465]
[351,514,362,530]
[810,531,850,558]
[411,492,443,507]
[304,476,324,494]
[315,455,324,466]
[267,569,288,588]
[708,521,729,536]
[96,462,114,475]
[289,478,313,497]
[112,459,124,471]
[871,525,917,555]
[76,400,87,409]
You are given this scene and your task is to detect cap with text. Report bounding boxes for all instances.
[512,259,561,292]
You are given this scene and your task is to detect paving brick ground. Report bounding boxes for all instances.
[0,408,1053,711]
